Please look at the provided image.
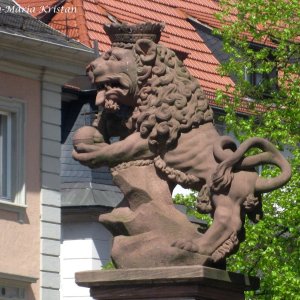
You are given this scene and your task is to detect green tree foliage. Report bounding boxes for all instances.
[176,0,299,299]
[214,1,300,298]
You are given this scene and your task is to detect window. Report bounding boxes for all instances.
[244,66,277,86]
[0,97,25,208]
[0,273,37,300]
[244,64,278,98]
[0,285,25,300]
[244,66,263,86]
[0,112,12,199]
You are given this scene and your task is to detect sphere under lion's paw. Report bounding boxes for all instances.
[72,126,104,146]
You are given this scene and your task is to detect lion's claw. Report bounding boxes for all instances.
[171,239,199,253]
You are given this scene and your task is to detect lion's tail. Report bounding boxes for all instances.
[212,137,292,193]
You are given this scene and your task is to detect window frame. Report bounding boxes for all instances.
[0,272,37,300]
[0,111,13,200]
[0,283,25,300]
[243,45,279,98]
[0,96,26,218]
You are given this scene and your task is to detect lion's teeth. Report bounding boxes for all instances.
[95,90,106,106]
[105,83,112,90]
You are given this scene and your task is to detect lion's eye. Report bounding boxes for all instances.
[103,52,111,60]
[109,54,119,61]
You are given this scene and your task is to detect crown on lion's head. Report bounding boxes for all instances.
[103,22,214,151]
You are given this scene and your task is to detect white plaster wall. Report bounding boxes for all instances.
[61,222,112,300]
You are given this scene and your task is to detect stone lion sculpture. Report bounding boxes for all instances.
[73,23,291,268]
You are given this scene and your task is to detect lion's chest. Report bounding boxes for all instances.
[162,124,220,181]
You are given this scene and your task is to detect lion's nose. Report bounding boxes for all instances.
[86,62,98,81]
[87,62,95,73]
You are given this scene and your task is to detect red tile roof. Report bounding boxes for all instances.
[16,0,270,114]
[178,0,280,47]
[16,0,235,94]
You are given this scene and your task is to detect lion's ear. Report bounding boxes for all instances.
[135,39,157,64]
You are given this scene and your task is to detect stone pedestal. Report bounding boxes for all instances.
[75,266,259,300]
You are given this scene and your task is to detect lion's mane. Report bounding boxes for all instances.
[131,43,214,151]
[105,40,214,185]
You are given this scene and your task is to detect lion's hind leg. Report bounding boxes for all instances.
[172,194,243,261]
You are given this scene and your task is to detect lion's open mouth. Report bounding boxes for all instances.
[94,75,132,112]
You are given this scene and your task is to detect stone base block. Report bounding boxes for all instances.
[76,266,259,300]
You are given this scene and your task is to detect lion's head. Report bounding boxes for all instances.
[88,23,214,151]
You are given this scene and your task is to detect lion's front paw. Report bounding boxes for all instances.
[171,239,199,253]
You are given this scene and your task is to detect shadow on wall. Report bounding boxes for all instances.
[0,209,30,224]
